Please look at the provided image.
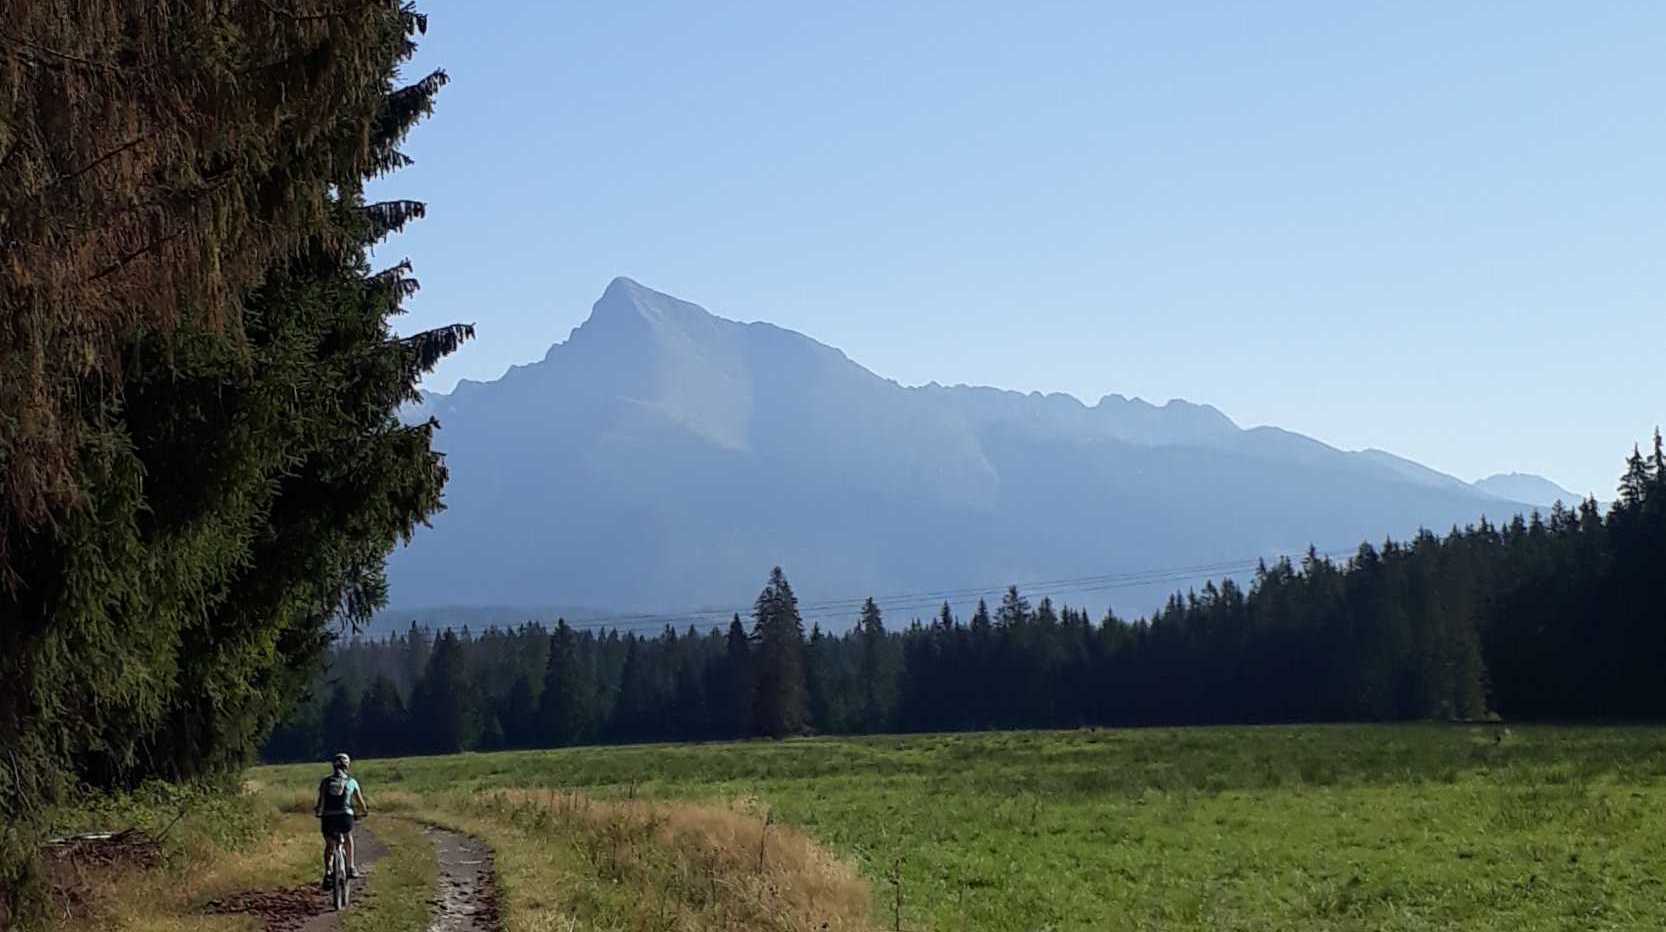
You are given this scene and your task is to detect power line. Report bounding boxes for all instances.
[532,551,1338,630]
[367,545,1356,639]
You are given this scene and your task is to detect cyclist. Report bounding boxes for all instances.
[314,752,368,888]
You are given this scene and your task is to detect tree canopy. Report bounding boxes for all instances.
[1,4,469,904]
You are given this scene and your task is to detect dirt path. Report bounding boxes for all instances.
[206,821,499,932]
[423,825,499,931]
[205,824,388,932]
[296,825,390,931]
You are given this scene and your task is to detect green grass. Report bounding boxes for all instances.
[255,725,1666,930]
[343,816,435,932]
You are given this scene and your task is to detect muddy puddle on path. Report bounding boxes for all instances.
[423,825,500,932]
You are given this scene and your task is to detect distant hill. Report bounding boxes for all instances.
[1473,472,1584,508]
[389,277,1538,623]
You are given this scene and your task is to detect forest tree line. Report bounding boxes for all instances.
[268,436,1666,761]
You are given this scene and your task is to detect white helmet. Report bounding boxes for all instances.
[333,752,351,770]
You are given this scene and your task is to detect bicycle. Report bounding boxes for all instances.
[324,822,356,910]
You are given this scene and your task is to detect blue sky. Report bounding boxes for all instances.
[374,1,1666,497]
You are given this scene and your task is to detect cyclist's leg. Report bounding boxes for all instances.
[346,829,356,873]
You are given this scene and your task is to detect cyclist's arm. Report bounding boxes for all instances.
[313,783,324,818]
[352,785,368,816]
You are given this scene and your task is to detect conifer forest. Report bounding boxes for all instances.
[270,439,1666,760]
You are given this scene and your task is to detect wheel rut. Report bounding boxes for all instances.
[295,825,389,932]
[205,824,388,932]
[422,824,500,931]
[205,820,500,931]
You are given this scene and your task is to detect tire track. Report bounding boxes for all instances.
[296,824,389,931]
[423,824,500,931]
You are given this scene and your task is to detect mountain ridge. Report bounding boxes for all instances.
[391,277,1555,619]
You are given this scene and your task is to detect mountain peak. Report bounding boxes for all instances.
[562,276,727,356]
[599,275,650,304]
[593,276,712,322]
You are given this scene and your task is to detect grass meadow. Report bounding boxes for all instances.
[251,725,1666,931]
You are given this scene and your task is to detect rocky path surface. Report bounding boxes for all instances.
[423,824,500,931]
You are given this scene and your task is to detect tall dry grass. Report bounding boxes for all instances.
[447,788,875,932]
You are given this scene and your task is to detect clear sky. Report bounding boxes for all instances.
[373,1,1666,498]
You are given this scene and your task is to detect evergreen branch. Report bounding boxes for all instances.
[360,199,426,241]
[371,69,448,159]
[398,323,474,375]
[87,228,185,284]
[48,134,152,192]
[384,70,450,112]
[0,31,124,73]
[369,258,415,286]
[401,4,429,35]
[254,0,376,23]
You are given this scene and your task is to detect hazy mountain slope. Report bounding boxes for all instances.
[390,278,1536,621]
[1473,472,1583,508]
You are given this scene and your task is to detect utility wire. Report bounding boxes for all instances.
[366,545,1356,638]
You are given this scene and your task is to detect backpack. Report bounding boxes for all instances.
[322,773,350,812]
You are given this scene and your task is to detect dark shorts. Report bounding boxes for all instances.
[320,813,354,838]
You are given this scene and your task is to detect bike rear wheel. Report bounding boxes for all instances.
[332,840,350,910]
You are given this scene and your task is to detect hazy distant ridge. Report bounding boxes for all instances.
[1473,472,1584,508]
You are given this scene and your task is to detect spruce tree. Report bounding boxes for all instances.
[1619,445,1651,509]
[500,675,539,749]
[355,675,408,759]
[997,586,1032,628]
[0,2,440,538]
[321,685,359,757]
[0,5,468,829]
[969,599,994,638]
[806,625,835,734]
[720,615,756,737]
[672,658,711,740]
[409,631,480,754]
[539,620,594,747]
[402,623,434,699]
[751,568,810,738]
[857,597,893,732]
[612,637,656,741]
[1652,429,1666,489]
